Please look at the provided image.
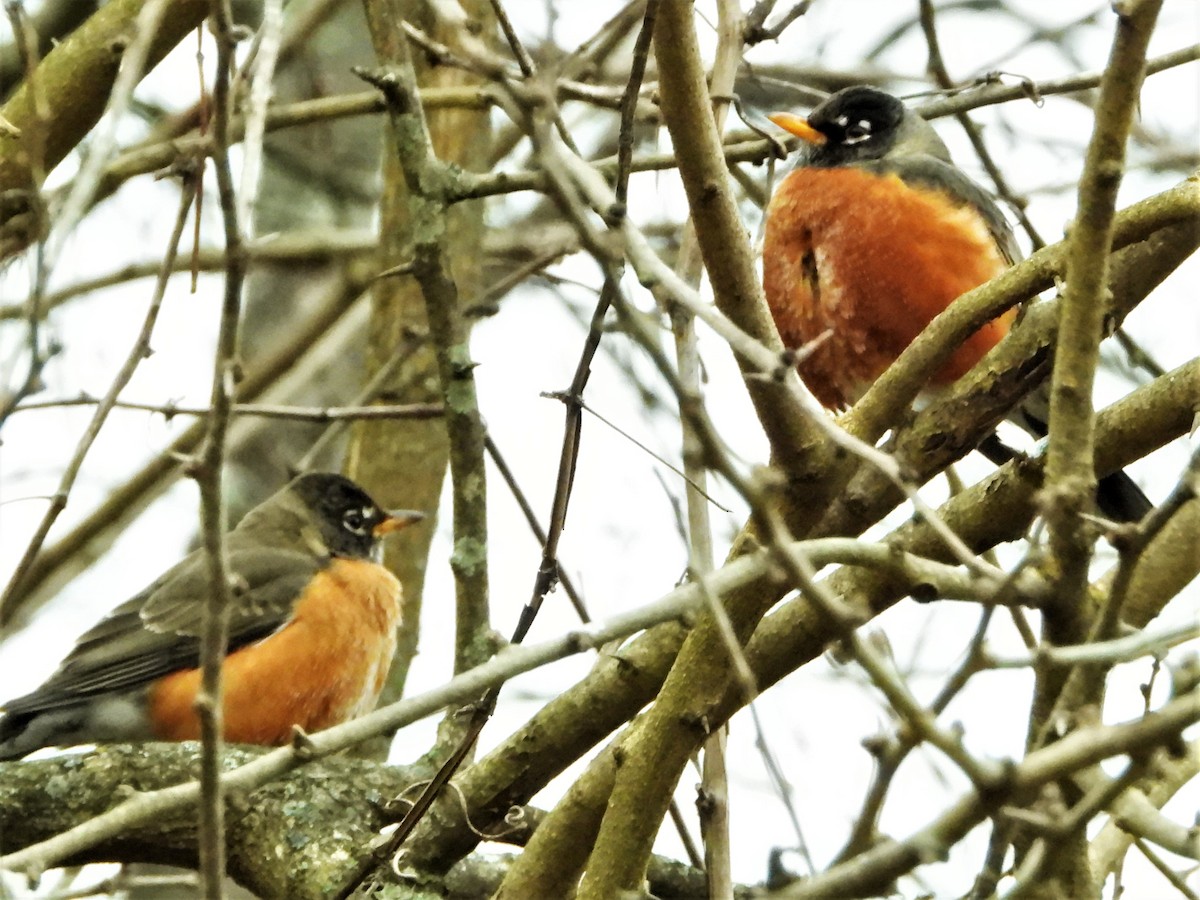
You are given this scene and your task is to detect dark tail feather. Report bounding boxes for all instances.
[0,711,34,761]
[1095,469,1153,522]
[977,433,1150,523]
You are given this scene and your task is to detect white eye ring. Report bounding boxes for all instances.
[843,120,872,144]
[343,507,371,535]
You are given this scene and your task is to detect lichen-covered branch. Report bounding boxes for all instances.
[351,0,493,726]
[0,744,419,900]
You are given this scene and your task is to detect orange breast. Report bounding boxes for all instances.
[147,558,402,744]
[763,166,1014,408]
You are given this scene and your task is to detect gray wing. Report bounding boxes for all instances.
[2,547,324,715]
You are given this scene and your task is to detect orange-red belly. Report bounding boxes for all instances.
[763,166,1014,409]
[147,557,401,744]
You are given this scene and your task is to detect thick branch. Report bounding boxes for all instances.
[651,2,827,492]
[1043,0,1161,629]
[0,0,208,254]
[0,744,417,900]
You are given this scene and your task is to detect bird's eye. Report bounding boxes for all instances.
[843,121,872,144]
[343,509,367,535]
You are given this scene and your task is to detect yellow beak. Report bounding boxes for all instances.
[373,510,427,537]
[768,112,827,146]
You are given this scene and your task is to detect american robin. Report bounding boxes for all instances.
[0,472,425,760]
[763,85,1150,521]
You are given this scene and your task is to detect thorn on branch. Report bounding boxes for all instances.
[540,388,582,410]
[465,301,500,319]
[988,70,1044,106]
[767,356,796,384]
[20,862,43,890]
[447,347,480,378]
[1102,519,1140,552]
[351,65,408,112]
[154,153,204,182]
[779,329,831,373]
[861,733,892,758]
[375,260,415,280]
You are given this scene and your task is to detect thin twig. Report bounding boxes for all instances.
[1093,444,1200,638]
[0,174,199,630]
[559,148,1007,577]
[837,606,996,863]
[986,619,1199,670]
[744,0,811,45]
[235,0,284,236]
[44,0,172,274]
[482,433,590,623]
[559,392,730,511]
[485,0,579,155]
[917,0,1045,248]
[0,278,368,629]
[195,0,249,893]
[0,1,51,430]
[293,332,428,473]
[1131,838,1200,900]
[775,694,1199,899]
[12,396,442,422]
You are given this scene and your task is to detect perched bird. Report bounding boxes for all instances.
[763,85,1149,521]
[0,472,425,760]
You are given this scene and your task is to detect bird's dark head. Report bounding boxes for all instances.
[283,472,425,559]
[769,85,950,168]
